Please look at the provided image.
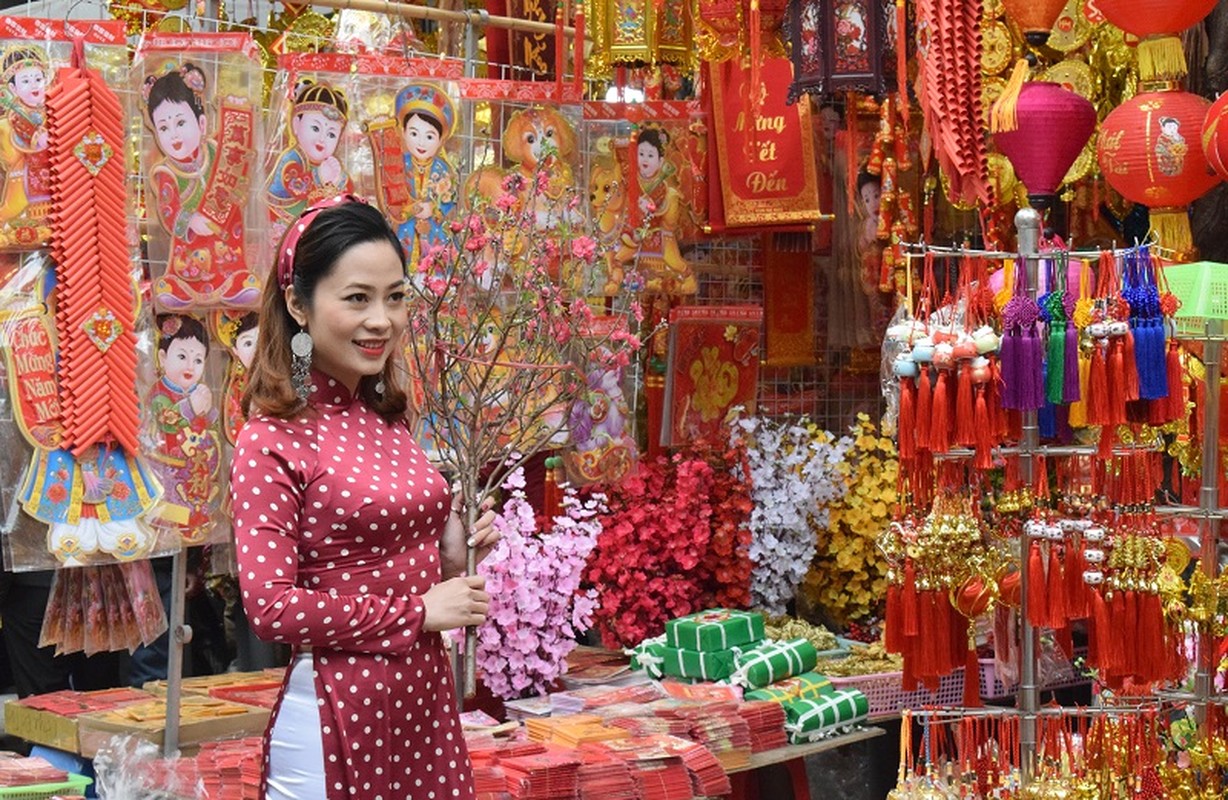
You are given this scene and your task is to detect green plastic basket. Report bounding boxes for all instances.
[0,774,91,799]
[1161,261,1228,339]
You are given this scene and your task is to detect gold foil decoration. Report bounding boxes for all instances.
[595,0,692,68]
[277,11,336,54]
[1047,0,1092,54]
[981,20,1015,75]
[1043,59,1096,101]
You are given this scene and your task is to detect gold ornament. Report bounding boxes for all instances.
[1061,139,1097,186]
[983,0,1005,21]
[981,21,1016,75]
[1047,0,1092,54]
[982,75,1008,127]
[1043,59,1096,101]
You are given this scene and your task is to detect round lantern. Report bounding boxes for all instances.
[992,81,1097,210]
[999,0,1067,46]
[1097,90,1218,253]
[1095,0,1218,82]
[1203,91,1228,182]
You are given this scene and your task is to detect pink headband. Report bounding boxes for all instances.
[276,193,368,291]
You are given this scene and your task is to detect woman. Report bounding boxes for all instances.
[232,195,496,799]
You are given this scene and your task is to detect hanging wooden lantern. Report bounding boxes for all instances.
[1097,90,1219,254]
[992,79,1097,210]
[1202,90,1228,182]
[785,0,887,102]
[999,0,1067,46]
[1094,0,1218,82]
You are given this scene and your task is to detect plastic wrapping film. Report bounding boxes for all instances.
[0,250,174,570]
[94,734,200,800]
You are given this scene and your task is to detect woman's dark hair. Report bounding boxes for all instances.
[157,313,209,356]
[856,169,881,193]
[243,201,411,424]
[145,63,207,122]
[636,127,668,157]
[401,110,444,137]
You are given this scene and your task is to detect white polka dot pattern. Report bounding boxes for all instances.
[232,374,473,799]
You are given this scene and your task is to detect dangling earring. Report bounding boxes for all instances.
[291,329,313,401]
[374,377,386,396]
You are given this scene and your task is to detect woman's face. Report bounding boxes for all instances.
[152,100,204,162]
[637,141,662,179]
[10,66,46,107]
[163,336,207,389]
[860,180,882,219]
[288,240,407,394]
[292,109,343,164]
[403,114,442,162]
[234,327,259,369]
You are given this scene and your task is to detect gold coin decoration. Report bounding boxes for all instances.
[1061,138,1097,186]
[981,75,1007,127]
[981,20,1015,75]
[279,10,336,54]
[1043,59,1096,101]
[983,0,1004,21]
[987,151,1021,208]
[1048,0,1092,54]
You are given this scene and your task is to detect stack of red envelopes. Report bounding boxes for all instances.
[738,700,788,752]
[501,747,582,799]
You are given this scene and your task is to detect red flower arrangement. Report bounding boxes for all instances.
[583,442,754,647]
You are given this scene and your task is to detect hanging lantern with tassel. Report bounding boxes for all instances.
[998,0,1067,46]
[1097,90,1219,256]
[1202,90,1228,182]
[1094,0,1218,83]
[785,0,888,102]
[990,61,1098,211]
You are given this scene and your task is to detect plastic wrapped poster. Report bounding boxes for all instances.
[582,101,706,296]
[265,53,462,253]
[0,19,127,251]
[460,81,586,290]
[134,32,264,313]
[563,315,638,486]
[0,255,170,570]
[210,309,258,447]
[139,312,226,546]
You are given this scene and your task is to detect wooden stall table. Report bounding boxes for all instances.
[726,726,886,800]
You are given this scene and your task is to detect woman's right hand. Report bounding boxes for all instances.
[421,574,489,632]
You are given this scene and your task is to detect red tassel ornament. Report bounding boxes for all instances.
[898,376,917,461]
[956,363,975,447]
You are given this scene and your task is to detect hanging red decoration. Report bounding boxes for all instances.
[998,0,1067,46]
[1094,0,1218,82]
[785,0,889,102]
[992,79,1097,210]
[1097,90,1218,254]
[1202,90,1228,182]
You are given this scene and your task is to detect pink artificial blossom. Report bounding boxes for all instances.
[495,192,519,212]
[570,235,598,262]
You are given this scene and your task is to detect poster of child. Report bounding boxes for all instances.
[393,82,458,269]
[143,61,259,312]
[212,310,258,446]
[564,348,637,486]
[0,46,50,248]
[616,125,697,295]
[144,314,222,544]
[265,78,353,246]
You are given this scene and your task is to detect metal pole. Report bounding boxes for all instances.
[1196,320,1222,728]
[163,549,192,755]
[1014,206,1042,786]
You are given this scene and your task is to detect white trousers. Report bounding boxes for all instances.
[265,652,327,800]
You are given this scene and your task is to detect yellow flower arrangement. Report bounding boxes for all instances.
[799,413,897,627]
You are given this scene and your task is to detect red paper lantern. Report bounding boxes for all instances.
[1094,0,1218,81]
[1097,90,1218,253]
[993,81,1096,210]
[1203,91,1228,182]
[999,0,1067,46]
